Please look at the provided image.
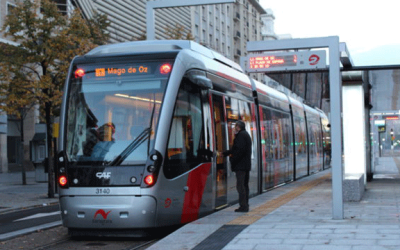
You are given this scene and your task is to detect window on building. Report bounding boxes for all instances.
[53,0,68,15]
[38,145,46,160]
[5,3,17,32]
[7,3,16,15]
[7,136,21,164]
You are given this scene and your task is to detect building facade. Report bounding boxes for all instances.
[72,0,192,43]
[191,0,266,63]
[71,0,266,64]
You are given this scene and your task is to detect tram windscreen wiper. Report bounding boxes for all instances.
[108,127,151,166]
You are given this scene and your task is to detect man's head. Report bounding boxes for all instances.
[235,120,246,133]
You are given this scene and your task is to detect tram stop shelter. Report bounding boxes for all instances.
[242,36,358,220]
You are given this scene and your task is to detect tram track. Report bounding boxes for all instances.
[29,236,157,250]
[31,237,70,250]
[0,225,161,250]
[122,239,158,250]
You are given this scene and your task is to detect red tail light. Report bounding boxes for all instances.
[159,64,171,74]
[74,68,85,78]
[59,176,68,187]
[144,175,154,186]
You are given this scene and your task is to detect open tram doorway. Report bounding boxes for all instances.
[212,94,229,209]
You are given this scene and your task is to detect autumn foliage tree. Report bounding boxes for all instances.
[0,0,109,196]
[133,29,147,41]
[134,24,194,41]
[165,23,194,40]
[0,44,38,185]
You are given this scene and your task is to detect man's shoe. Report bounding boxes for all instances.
[234,207,249,212]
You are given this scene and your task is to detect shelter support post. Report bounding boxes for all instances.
[328,38,344,219]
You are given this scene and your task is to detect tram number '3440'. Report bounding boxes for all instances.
[96,188,111,195]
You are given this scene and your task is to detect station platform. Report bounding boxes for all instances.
[148,159,400,250]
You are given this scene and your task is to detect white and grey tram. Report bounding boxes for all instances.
[57,40,330,235]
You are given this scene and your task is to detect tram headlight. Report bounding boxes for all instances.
[74,68,85,78]
[159,63,172,74]
[59,175,68,187]
[147,165,156,172]
[150,154,158,161]
[144,175,154,186]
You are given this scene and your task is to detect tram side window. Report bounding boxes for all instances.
[260,107,273,160]
[164,82,207,179]
[225,97,254,144]
[225,97,239,147]
[225,97,256,163]
[294,116,307,155]
[239,100,257,160]
[308,120,323,168]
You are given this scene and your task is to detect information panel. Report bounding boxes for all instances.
[246,50,326,73]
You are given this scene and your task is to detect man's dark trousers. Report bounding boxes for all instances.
[236,170,249,209]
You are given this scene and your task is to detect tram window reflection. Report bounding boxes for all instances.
[65,70,166,165]
[165,82,206,179]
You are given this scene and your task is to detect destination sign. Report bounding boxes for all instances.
[246,50,326,73]
[95,65,150,77]
[249,55,297,69]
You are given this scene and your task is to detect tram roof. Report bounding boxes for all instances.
[253,79,289,104]
[86,40,243,73]
[303,104,321,117]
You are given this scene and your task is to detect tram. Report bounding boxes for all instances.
[57,40,330,235]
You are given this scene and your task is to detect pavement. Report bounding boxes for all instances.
[0,171,58,214]
[0,157,399,249]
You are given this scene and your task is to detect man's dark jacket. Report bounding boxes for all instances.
[224,129,252,171]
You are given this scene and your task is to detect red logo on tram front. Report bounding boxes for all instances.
[309,54,320,65]
[164,198,172,208]
[94,209,111,219]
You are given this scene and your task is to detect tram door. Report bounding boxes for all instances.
[212,94,228,208]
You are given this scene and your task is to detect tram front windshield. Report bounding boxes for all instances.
[65,60,172,165]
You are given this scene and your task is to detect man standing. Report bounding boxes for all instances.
[223,120,252,212]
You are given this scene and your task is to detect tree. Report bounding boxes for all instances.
[165,23,194,40]
[133,30,147,41]
[185,31,195,41]
[0,0,109,196]
[0,43,38,185]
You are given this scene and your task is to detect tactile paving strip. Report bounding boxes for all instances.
[227,173,331,225]
[192,225,247,250]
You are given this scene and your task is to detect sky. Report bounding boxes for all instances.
[258,0,400,66]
